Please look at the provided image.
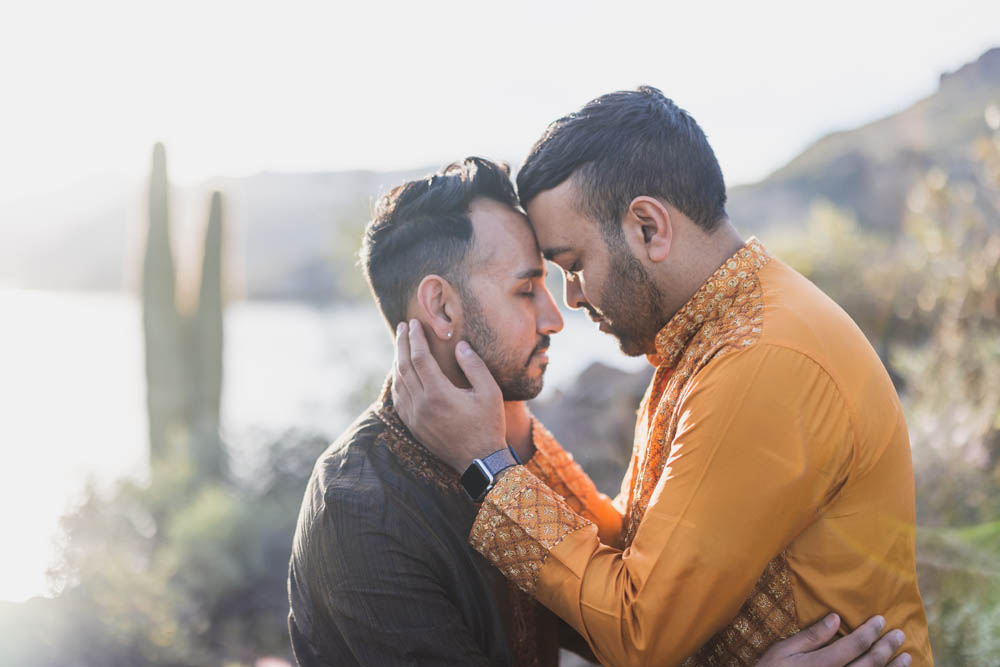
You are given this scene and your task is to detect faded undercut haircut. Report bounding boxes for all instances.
[360,157,519,329]
[516,86,728,241]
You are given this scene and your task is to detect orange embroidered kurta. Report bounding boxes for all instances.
[470,239,933,666]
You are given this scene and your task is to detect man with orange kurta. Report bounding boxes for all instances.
[392,87,932,666]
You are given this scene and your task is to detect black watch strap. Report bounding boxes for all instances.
[460,447,518,501]
[480,447,518,475]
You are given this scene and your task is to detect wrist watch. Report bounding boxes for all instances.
[460,447,520,501]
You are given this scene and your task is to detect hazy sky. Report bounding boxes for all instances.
[2,0,999,208]
[1,0,999,605]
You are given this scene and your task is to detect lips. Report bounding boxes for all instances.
[528,337,551,367]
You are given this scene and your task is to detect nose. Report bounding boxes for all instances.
[538,282,564,336]
[563,273,587,311]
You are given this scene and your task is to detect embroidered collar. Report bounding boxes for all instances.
[652,238,770,368]
[373,377,463,495]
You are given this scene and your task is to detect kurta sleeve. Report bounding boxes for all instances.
[315,495,491,666]
[470,344,855,666]
[524,417,624,546]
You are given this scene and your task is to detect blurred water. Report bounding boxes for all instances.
[0,288,645,602]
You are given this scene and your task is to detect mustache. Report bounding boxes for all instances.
[582,303,602,321]
[526,335,551,366]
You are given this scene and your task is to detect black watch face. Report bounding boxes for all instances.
[460,462,491,501]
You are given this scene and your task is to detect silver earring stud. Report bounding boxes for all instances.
[446,331,453,339]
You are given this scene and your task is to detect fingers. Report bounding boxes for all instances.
[455,340,500,398]
[392,323,416,413]
[802,615,888,667]
[846,629,907,667]
[776,613,840,655]
[884,653,912,667]
[392,360,413,416]
[395,321,422,391]
[408,319,449,389]
[392,379,413,419]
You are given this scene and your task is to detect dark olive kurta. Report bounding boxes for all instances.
[287,387,560,666]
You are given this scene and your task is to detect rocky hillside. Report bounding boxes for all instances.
[728,47,1000,233]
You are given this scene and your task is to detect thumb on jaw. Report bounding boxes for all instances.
[455,341,498,396]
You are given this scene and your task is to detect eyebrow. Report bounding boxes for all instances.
[515,267,545,280]
[542,246,572,261]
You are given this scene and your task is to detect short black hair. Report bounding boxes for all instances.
[360,157,519,329]
[516,86,727,237]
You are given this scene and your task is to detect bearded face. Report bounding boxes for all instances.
[461,287,550,401]
[590,238,668,357]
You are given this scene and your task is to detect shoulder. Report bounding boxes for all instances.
[688,342,843,405]
[673,343,856,493]
[294,410,398,541]
[677,342,854,452]
[310,410,383,492]
[756,257,879,374]
[304,409,456,545]
[755,255,898,412]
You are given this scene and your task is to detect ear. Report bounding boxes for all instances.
[414,274,462,341]
[623,196,672,263]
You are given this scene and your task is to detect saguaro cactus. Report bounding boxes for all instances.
[188,191,226,478]
[142,144,227,478]
[142,143,185,463]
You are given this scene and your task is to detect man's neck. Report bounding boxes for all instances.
[659,220,746,322]
[503,401,536,464]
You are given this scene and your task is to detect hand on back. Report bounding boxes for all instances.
[759,614,910,667]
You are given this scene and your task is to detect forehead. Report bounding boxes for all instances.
[466,198,541,275]
[523,178,597,255]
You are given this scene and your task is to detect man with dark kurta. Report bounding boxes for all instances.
[288,158,576,665]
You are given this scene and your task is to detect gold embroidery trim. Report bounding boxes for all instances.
[374,380,462,496]
[470,466,592,594]
[681,553,800,667]
[525,419,603,522]
[654,238,770,368]
[625,239,770,546]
